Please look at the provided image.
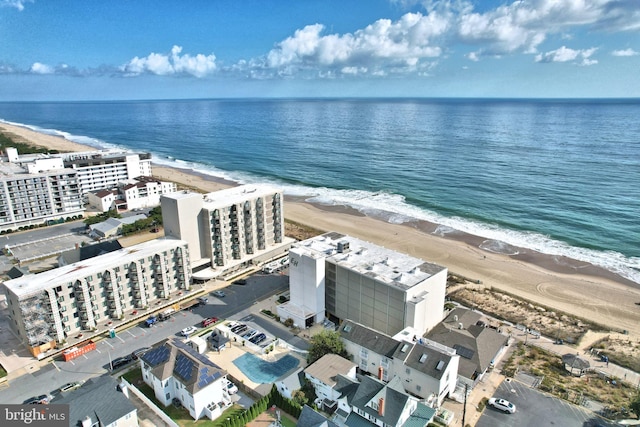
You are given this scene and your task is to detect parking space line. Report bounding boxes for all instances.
[126,330,136,338]
[94,347,101,353]
[51,361,60,372]
[103,340,114,349]
[117,335,125,343]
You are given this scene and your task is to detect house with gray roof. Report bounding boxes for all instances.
[89,214,147,238]
[57,240,123,266]
[425,307,509,387]
[297,405,340,427]
[339,319,459,406]
[140,338,231,420]
[337,376,436,427]
[50,375,137,427]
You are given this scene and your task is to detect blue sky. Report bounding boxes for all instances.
[0,0,639,100]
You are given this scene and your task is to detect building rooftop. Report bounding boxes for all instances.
[293,232,446,290]
[201,184,282,209]
[4,238,187,298]
[304,354,356,388]
[50,376,136,427]
[339,320,400,358]
[426,308,508,380]
[141,338,226,394]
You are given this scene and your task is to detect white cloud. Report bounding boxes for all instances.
[264,12,448,76]
[121,45,216,78]
[0,0,32,11]
[30,62,54,74]
[535,46,598,65]
[611,48,639,57]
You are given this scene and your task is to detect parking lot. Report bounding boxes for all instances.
[476,378,613,427]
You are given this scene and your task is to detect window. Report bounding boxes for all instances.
[406,368,411,375]
[165,393,170,400]
[417,385,422,392]
[360,348,368,359]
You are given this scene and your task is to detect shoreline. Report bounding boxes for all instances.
[2,121,640,336]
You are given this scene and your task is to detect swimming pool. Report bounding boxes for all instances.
[232,353,300,383]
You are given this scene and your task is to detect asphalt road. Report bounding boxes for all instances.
[476,378,615,427]
[0,274,289,404]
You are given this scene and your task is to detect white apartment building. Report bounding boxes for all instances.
[0,166,84,231]
[4,239,191,355]
[59,150,152,196]
[161,185,294,278]
[0,147,154,231]
[277,232,448,335]
[141,338,231,421]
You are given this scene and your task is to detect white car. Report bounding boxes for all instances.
[180,326,198,337]
[488,397,516,414]
[225,380,238,395]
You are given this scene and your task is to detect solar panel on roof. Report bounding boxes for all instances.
[143,345,170,367]
[197,367,222,388]
[453,344,475,360]
[174,354,194,381]
[172,339,221,369]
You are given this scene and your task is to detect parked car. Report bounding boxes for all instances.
[212,290,226,298]
[111,355,133,371]
[232,279,247,285]
[225,380,238,395]
[144,316,158,328]
[488,398,516,414]
[242,329,258,340]
[24,394,49,404]
[59,381,82,393]
[180,326,198,337]
[250,333,267,344]
[131,347,152,360]
[197,296,209,305]
[201,317,219,327]
[230,323,246,333]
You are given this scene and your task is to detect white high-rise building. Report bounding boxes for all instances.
[4,239,191,355]
[0,148,83,231]
[278,232,447,335]
[161,184,294,278]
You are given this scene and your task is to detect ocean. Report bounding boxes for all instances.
[0,99,639,284]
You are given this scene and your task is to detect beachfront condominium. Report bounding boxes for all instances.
[58,150,152,195]
[0,148,84,232]
[161,184,293,279]
[277,232,448,336]
[3,238,191,356]
[0,147,153,230]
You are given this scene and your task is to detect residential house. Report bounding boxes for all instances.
[51,376,138,427]
[338,376,436,427]
[425,308,509,389]
[276,367,305,400]
[140,338,231,420]
[339,319,459,407]
[297,405,340,427]
[304,354,357,409]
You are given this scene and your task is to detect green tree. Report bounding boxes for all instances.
[292,389,308,407]
[630,391,640,419]
[307,329,349,364]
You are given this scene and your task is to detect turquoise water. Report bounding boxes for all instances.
[0,98,638,283]
[232,353,300,383]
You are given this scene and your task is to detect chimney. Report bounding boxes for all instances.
[118,381,129,398]
[82,416,93,427]
[378,397,385,416]
[378,366,383,381]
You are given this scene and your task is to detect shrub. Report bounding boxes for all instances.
[284,318,294,328]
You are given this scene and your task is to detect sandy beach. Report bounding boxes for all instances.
[2,121,640,337]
